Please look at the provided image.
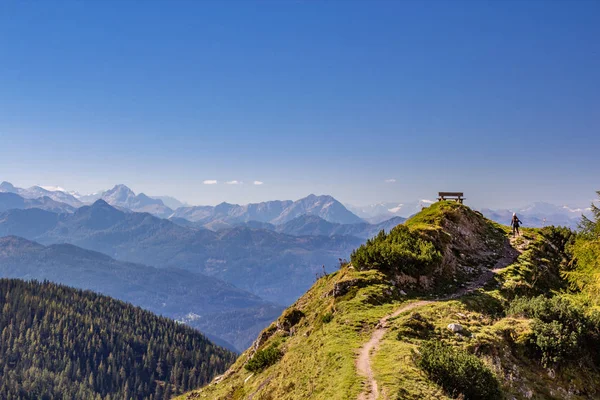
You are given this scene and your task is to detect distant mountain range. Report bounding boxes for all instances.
[348,200,591,229]
[346,200,435,223]
[0,181,83,207]
[0,235,281,351]
[150,195,189,209]
[4,180,590,229]
[0,192,76,214]
[1,182,367,226]
[0,200,363,305]
[229,214,405,239]
[479,202,592,229]
[100,184,174,217]
[171,194,365,227]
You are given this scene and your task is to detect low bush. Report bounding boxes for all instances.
[351,226,442,275]
[321,312,333,324]
[245,345,283,372]
[416,341,501,399]
[507,295,599,368]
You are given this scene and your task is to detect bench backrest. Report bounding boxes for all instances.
[438,192,464,197]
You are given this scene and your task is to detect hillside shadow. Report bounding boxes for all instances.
[457,291,504,317]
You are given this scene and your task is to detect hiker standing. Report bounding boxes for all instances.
[511,213,522,236]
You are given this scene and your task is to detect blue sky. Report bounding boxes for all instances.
[1,1,598,208]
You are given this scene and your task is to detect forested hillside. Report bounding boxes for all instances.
[0,279,236,399]
[0,236,282,351]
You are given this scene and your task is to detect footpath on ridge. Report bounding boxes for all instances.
[356,237,521,400]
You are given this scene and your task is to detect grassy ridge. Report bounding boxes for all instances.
[178,202,600,400]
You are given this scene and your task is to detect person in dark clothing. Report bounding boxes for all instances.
[511,213,522,236]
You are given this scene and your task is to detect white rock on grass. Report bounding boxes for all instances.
[447,323,463,332]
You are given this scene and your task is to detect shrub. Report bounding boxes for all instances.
[351,226,442,275]
[416,341,501,399]
[529,320,580,367]
[507,295,584,324]
[321,312,333,324]
[563,191,600,305]
[245,345,283,372]
[507,295,595,368]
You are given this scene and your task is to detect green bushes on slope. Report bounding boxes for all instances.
[563,191,600,306]
[508,295,600,368]
[245,345,283,373]
[416,340,501,399]
[498,226,573,299]
[351,225,441,275]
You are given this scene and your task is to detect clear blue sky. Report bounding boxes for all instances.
[1,0,598,208]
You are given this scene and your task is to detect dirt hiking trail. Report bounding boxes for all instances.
[356,239,520,400]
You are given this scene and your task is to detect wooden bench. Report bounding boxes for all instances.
[438,192,465,204]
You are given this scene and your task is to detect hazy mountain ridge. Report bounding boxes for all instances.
[349,199,592,229]
[3,181,590,230]
[170,213,406,239]
[100,184,174,218]
[0,235,282,351]
[0,181,82,207]
[346,200,435,222]
[0,192,76,214]
[479,201,592,229]
[151,195,189,209]
[172,195,363,226]
[0,200,363,305]
[274,214,406,238]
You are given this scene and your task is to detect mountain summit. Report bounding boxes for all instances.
[0,181,82,207]
[100,184,173,217]
[172,194,364,227]
[272,194,364,225]
[178,201,599,400]
[0,181,17,192]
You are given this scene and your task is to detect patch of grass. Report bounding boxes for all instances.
[458,291,504,317]
[397,313,434,339]
[404,201,462,229]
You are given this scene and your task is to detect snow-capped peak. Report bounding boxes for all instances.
[39,185,68,193]
[387,204,404,213]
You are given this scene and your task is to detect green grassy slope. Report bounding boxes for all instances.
[177,202,600,400]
